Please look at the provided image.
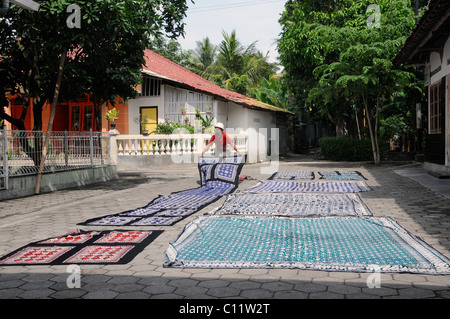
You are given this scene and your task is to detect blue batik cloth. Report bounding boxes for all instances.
[269,171,315,180]
[241,180,372,193]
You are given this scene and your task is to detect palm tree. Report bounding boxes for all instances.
[189,37,217,78]
[254,74,291,109]
[215,30,278,96]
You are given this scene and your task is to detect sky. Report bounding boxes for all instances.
[177,0,288,63]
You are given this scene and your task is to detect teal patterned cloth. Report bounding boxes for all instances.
[164,216,450,274]
[319,171,367,180]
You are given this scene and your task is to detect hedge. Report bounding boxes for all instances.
[319,137,373,161]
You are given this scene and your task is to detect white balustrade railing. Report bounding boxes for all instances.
[111,133,247,160]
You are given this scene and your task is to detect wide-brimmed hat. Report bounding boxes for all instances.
[214,122,224,131]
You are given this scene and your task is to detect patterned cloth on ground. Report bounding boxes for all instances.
[212,193,372,217]
[241,180,372,193]
[164,216,450,274]
[198,156,245,187]
[268,171,315,180]
[319,171,367,180]
[79,158,243,227]
[0,230,162,266]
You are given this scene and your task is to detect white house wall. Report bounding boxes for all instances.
[127,82,279,163]
[427,35,450,167]
[127,85,165,134]
[226,101,276,163]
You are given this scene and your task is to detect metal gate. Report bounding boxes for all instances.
[0,126,8,190]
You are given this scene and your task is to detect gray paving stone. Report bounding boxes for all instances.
[198,279,231,289]
[51,289,87,299]
[239,288,273,299]
[261,281,294,292]
[111,283,145,293]
[174,285,208,297]
[83,290,119,299]
[18,288,54,299]
[294,282,327,293]
[142,284,175,295]
[206,287,240,298]
[397,287,436,299]
[115,291,150,299]
[1,159,450,301]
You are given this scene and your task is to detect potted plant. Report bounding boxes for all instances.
[105,108,119,133]
[181,107,186,115]
[134,114,150,135]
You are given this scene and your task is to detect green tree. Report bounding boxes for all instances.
[1,0,190,165]
[254,74,291,110]
[278,0,423,163]
[313,1,420,164]
[189,37,218,78]
[152,35,192,68]
[215,30,278,96]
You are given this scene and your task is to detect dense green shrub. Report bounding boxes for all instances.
[319,137,373,161]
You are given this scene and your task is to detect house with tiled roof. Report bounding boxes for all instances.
[126,49,291,162]
[4,49,291,164]
[394,0,450,174]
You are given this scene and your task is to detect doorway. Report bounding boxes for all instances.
[140,107,158,134]
[70,104,96,132]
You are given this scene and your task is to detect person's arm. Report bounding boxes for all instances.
[201,135,215,156]
[224,133,242,155]
[201,142,212,156]
[232,143,242,155]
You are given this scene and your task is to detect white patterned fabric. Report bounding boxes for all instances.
[213,193,372,217]
[269,171,315,180]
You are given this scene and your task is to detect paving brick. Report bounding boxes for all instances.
[1,160,450,301]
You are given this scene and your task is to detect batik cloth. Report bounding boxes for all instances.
[241,180,372,193]
[0,230,162,266]
[212,193,372,217]
[268,171,315,180]
[319,171,367,180]
[164,216,450,274]
[198,156,245,187]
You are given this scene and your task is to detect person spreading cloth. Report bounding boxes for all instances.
[201,122,242,156]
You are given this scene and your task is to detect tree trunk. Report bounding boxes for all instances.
[363,94,380,165]
[35,52,67,194]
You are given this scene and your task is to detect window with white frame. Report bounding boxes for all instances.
[429,80,442,134]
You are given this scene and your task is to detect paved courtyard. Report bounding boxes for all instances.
[0,155,450,302]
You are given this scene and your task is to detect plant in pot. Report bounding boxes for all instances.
[105,108,119,132]
[134,114,150,135]
[181,107,186,115]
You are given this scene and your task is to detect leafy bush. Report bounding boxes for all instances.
[319,137,373,161]
[152,119,194,134]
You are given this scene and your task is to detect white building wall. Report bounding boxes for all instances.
[127,86,164,135]
[126,82,279,163]
[427,36,450,167]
